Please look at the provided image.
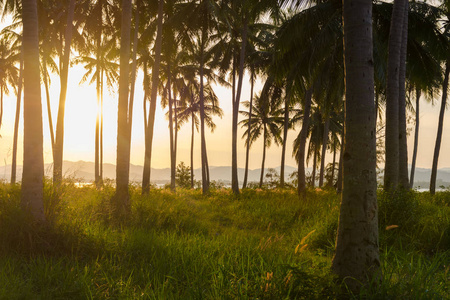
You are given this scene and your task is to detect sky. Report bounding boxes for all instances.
[0,64,303,171]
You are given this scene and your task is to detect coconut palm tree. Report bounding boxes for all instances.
[177,0,226,194]
[405,1,443,188]
[142,0,163,195]
[52,0,76,186]
[76,0,118,188]
[176,80,224,188]
[384,0,408,191]
[331,0,380,291]
[239,90,283,188]
[75,36,119,188]
[21,0,45,222]
[430,1,450,195]
[112,0,132,218]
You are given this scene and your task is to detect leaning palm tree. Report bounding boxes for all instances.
[52,0,77,186]
[239,92,283,188]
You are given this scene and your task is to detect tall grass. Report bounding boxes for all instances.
[0,181,448,299]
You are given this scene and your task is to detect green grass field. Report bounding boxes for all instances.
[0,182,449,299]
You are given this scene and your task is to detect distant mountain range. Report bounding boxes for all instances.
[0,160,298,184]
[0,160,449,188]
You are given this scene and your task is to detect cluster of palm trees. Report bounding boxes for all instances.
[4,0,450,291]
[0,1,448,196]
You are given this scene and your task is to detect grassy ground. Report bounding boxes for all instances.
[0,181,449,299]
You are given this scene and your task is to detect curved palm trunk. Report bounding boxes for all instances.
[142,0,163,194]
[332,0,380,290]
[336,134,344,193]
[113,0,132,217]
[398,2,409,189]
[259,125,267,188]
[232,22,248,195]
[242,72,254,189]
[22,0,45,222]
[53,0,76,185]
[43,64,55,153]
[319,115,330,187]
[128,0,140,140]
[384,0,407,191]
[297,88,312,198]
[143,64,149,134]
[430,62,449,195]
[410,88,421,189]
[280,93,290,188]
[11,51,23,185]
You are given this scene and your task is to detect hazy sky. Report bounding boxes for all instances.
[0,62,449,174]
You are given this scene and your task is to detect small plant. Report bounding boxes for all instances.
[175,162,191,188]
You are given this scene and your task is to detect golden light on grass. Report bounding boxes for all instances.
[300,229,316,245]
[386,225,399,230]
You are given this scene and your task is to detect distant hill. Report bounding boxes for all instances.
[0,160,299,184]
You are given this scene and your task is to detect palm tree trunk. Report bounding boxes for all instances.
[410,88,420,189]
[11,50,23,185]
[174,93,179,184]
[398,1,409,189]
[43,64,55,153]
[259,125,267,188]
[53,0,76,185]
[113,0,132,217]
[200,43,209,194]
[232,22,248,195]
[190,109,195,188]
[384,0,407,191]
[168,73,176,191]
[430,61,449,195]
[142,0,163,194]
[280,93,290,188]
[332,0,380,290]
[95,71,100,188]
[100,68,104,181]
[336,134,343,193]
[311,145,317,188]
[329,141,337,187]
[143,65,148,134]
[319,115,330,187]
[242,70,254,189]
[297,88,312,198]
[21,0,45,222]
[128,0,140,140]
